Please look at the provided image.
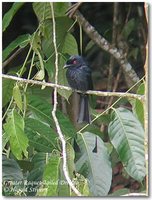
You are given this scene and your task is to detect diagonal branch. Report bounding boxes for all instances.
[66,8,139,87]
[2,47,23,69]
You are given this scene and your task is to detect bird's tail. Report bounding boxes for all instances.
[77,94,91,124]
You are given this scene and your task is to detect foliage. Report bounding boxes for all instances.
[2,2,146,197]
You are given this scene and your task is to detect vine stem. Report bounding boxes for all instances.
[23,52,36,117]
[50,3,82,196]
[2,97,14,121]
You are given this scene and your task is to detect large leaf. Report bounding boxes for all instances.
[25,117,58,152]
[39,154,61,196]
[62,33,78,55]
[2,2,25,32]
[3,34,30,62]
[58,55,72,101]
[33,2,69,21]
[76,132,112,196]
[2,156,23,181]
[58,34,78,100]
[27,94,75,138]
[3,110,29,160]
[27,152,50,196]
[108,107,146,182]
[2,78,15,107]
[41,17,73,60]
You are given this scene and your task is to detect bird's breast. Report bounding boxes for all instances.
[66,67,89,91]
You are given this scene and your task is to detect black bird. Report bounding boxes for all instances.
[64,55,93,123]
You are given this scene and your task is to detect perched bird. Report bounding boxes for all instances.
[64,55,93,123]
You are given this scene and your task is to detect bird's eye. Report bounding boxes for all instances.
[73,60,77,65]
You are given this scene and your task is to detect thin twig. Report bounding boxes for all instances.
[2,97,14,121]
[2,48,23,69]
[50,3,82,196]
[2,74,144,102]
[107,2,119,92]
[107,67,122,107]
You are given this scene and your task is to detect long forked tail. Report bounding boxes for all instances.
[77,94,91,124]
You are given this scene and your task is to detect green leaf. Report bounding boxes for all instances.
[52,2,69,17]
[41,17,73,58]
[85,40,95,52]
[27,94,53,125]
[25,117,58,152]
[41,154,61,196]
[2,2,25,32]
[27,84,53,102]
[2,132,10,151]
[71,174,90,196]
[66,142,75,178]
[2,156,23,181]
[2,78,15,107]
[33,2,69,21]
[76,132,112,196]
[121,18,136,39]
[27,94,76,138]
[3,34,30,61]
[58,56,72,101]
[108,107,146,182]
[62,33,78,55]
[27,152,50,196]
[13,84,23,111]
[58,34,78,100]
[3,110,29,160]
[131,83,145,126]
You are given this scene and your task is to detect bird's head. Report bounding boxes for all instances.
[64,55,85,69]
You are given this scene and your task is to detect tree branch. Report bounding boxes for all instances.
[66,8,139,87]
[2,74,144,102]
[50,3,82,196]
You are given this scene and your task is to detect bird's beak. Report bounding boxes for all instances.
[63,64,70,69]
